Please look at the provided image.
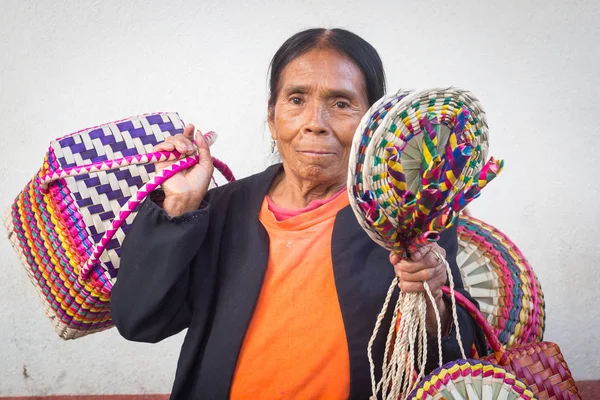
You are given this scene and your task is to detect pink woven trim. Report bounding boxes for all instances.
[79,155,199,280]
[39,151,187,191]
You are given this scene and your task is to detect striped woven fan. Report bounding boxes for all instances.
[4,112,235,339]
[407,359,536,399]
[456,215,545,348]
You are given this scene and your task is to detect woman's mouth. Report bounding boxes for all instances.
[298,150,335,156]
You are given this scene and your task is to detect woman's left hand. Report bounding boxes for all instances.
[389,243,451,336]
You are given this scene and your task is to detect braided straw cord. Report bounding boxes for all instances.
[368,251,468,400]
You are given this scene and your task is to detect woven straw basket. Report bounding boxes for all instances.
[4,112,234,339]
[445,288,581,399]
[456,215,546,348]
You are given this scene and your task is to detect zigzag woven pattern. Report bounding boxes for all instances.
[456,215,546,349]
[4,112,234,339]
[407,359,536,399]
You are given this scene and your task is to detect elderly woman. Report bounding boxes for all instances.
[111,28,486,399]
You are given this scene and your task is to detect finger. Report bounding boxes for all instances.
[172,135,195,155]
[389,252,402,266]
[153,141,175,152]
[411,243,435,261]
[195,130,213,168]
[399,280,425,293]
[397,266,436,283]
[395,259,433,274]
[411,243,446,262]
[398,259,446,282]
[434,244,446,259]
[183,123,195,140]
[422,251,440,268]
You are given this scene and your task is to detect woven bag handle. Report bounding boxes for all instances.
[441,286,506,362]
[79,154,199,279]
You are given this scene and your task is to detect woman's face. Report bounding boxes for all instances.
[268,48,369,187]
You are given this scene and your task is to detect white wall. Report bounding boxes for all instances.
[1,0,598,395]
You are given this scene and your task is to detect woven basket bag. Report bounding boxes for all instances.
[443,287,581,399]
[4,112,235,339]
[456,215,546,348]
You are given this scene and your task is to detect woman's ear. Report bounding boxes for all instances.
[268,119,276,141]
[267,98,276,140]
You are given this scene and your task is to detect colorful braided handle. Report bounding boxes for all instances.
[441,286,505,359]
[79,154,199,279]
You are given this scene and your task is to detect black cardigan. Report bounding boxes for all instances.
[111,164,486,399]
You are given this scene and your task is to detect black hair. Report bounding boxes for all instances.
[268,28,386,112]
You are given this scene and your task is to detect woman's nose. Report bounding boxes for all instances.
[302,102,329,135]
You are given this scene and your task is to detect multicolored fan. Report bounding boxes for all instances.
[456,215,545,348]
[407,359,536,399]
[347,87,504,399]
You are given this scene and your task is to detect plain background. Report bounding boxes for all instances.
[1,0,598,395]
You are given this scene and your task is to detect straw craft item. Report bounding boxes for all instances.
[4,112,235,339]
[347,87,503,399]
[407,359,536,399]
[446,288,581,399]
[456,215,545,348]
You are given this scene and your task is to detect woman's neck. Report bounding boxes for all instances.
[268,170,346,209]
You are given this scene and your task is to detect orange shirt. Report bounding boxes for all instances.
[230,191,351,399]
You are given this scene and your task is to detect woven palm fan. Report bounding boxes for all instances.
[456,215,545,348]
[348,87,503,400]
[398,96,488,195]
[407,359,536,400]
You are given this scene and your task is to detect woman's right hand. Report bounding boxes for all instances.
[154,123,214,217]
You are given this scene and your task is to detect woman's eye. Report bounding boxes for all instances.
[336,101,350,109]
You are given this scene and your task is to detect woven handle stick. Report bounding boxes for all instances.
[212,156,236,182]
[79,155,199,280]
[441,286,505,360]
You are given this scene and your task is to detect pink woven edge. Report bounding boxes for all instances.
[39,151,187,191]
[442,286,504,355]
